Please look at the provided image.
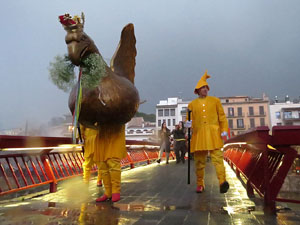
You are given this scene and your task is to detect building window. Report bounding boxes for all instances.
[173,119,176,126]
[275,112,281,119]
[158,109,163,117]
[163,119,166,124]
[226,99,229,103]
[283,111,292,119]
[228,107,234,117]
[259,106,265,115]
[250,118,255,128]
[164,109,170,116]
[158,120,161,127]
[277,123,282,126]
[181,107,187,115]
[249,107,254,116]
[237,119,244,128]
[238,107,243,116]
[228,119,233,129]
[260,118,265,126]
[136,130,142,133]
[171,109,175,116]
[168,119,171,126]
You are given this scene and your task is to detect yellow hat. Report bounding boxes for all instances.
[194,70,211,94]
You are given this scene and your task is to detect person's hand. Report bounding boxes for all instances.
[221,131,228,137]
[185,121,192,128]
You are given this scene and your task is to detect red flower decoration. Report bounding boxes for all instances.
[59,14,76,26]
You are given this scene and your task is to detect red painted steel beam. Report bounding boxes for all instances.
[0,162,12,190]
[276,198,300,204]
[14,156,28,186]
[225,126,271,145]
[272,126,300,146]
[6,158,21,188]
[0,181,53,196]
[0,135,72,149]
[41,156,57,193]
[35,156,48,181]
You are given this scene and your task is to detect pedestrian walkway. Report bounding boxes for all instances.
[1,159,300,225]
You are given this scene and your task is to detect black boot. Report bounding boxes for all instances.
[220,181,229,193]
[156,159,161,164]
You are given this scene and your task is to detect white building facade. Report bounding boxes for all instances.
[156,97,190,130]
[269,101,300,127]
[125,117,156,141]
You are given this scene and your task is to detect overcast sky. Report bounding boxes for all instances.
[1,0,300,130]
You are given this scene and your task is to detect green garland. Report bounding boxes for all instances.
[81,53,107,89]
[48,53,107,91]
[48,55,75,92]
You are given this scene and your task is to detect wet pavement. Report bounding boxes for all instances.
[1,159,300,225]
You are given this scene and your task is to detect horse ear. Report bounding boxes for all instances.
[110,23,136,84]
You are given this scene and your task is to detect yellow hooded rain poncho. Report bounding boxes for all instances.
[93,124,127,162]
[188,70,228,152]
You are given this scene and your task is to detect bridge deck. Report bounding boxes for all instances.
[0,159,300,225]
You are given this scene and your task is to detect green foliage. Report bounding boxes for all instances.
[81,53,107,89]
[135,111,156,122]
[49,53,107,91]
[48,55,75,92]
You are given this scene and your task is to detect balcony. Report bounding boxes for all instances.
[282,110,300,121]
[227,113,245,118]
[282,116,300,121]
[229,126,245,130]
[247,112,266,117]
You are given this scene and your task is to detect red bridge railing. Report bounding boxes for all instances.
[223,126,300,214]
[0,136,173,197]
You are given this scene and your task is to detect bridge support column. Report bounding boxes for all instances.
[262,146,276,214]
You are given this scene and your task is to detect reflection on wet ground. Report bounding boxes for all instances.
[1,162,300,224]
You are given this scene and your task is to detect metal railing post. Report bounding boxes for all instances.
[41,155,57,193]
[127,152,135,169]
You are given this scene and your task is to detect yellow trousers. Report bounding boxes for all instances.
[83,156,102,183]
[194,149,226,187]
[99,158,121,197]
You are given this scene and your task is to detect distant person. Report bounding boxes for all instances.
[185,70,230,194]
[157,122,171,164]
[172,121,186,164]
[80,125,103,187]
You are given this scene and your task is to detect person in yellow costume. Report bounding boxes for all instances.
[94,124,127,203]
[185,70,230,194]
[80,125,103,187]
